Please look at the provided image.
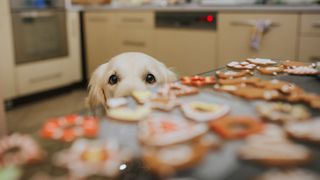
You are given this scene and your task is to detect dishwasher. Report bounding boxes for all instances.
[155,11,218,76]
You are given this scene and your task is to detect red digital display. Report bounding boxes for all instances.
[206,15,214,23]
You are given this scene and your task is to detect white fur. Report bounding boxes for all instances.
[87,52,177,108]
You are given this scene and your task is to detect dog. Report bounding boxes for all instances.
[87,52,177,108]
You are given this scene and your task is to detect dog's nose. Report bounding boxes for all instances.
[114,80,147,97]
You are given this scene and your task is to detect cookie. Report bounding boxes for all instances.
[246,58,277,66]
[216,70,253,79]
[106,97,128,108]
[213,84,243,93]
[284,66,319,75]
[139,115,208,146]
[227,61,256,70]
[54,139,131,179]
[218,77,260,85]
[41,115,99,142]
[181,75,216,87]
[257,66,283,75]
[146,94,179,112]
[254,79,301,94]
[132,90,152,104]
[238,125,312,166]
[158,83,199,97]
[302,93,320,109]
[210,116,264,139]
[180,101,230,122]
[282,60,316,68]
[285,117,320,144]
[0,134,44,167]
[256,102,310,124]
[257,169,320,180]
[107,106,150,122]
[232,86,281,100]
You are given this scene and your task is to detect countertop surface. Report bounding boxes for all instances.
[68,3,320,12]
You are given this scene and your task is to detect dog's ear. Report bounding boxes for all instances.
[156,61,177,83]
[87,63,109,109]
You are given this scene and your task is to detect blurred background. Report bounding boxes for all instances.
[0,0,319,133]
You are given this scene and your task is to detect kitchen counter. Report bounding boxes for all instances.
[68,3,320,12]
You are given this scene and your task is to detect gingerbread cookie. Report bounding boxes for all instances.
[107,106,150,122]
[158,83,199,97]
[285,117,320,144]
[227,61,256,70]
[181,76,216,87]
[218,77,260,85]
[302,93,320,109]
[54,139,131,179]
[232,86,281,100]
[213,84,243,93]
[282,60,316,68]
[132,90,152,104]
[254,79,301,94]
[210,116,264,139]
[257,169,320,180]
[0,134,44,167]
[257,66,283,75]
[246,58,277,66]
[106,97,128,108]
[216,69,253,79]
[284,66,319,75]
[256,102,310,124]
[41,115,99,142]
[181,101,230,122]
[139,115,208,146]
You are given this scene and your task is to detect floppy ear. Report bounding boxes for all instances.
[156,61,177,83]
[87,63,109,108]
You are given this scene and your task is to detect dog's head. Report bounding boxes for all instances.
[87,52,177,108]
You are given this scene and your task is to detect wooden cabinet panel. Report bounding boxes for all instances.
[301,14,320,36]
[218,13,298,67]
[115,11,154,29]
[84,12,115,77]
[155,29,216,76]
[299,37,320,63]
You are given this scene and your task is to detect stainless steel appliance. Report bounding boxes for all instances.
[10,0,68,64]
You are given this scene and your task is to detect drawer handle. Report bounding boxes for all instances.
[231,20,280,27]
[309,56,320,62]
[122,17,144,23]
[122,40,145,47]
[312,21,320,28]
[29,72,62,83]
[89,17,108,22]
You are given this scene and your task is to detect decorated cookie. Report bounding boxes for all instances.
[247,58,277,66]
[54,139,131,179]
[146,94,179,112]
[180,101,230,122]
[282,60,316,68]
[106,97,128,108]
[257,66,283,75]
[257,169,320,180]
[158,83,199,97]
[218,77,260,85]
[284,66,319,75]
[139,115,208,146]
[255,79,301,94]
[0,134,44,167]
[302,93,320,109]
[213,84,243,93]
[132,90,152,104]
[285,117,320,144]
[210,116,264,139]
[41,115,99,142]
[216,70,253,79]
[256,102,310,124]
[238,125,312,166]
[227,61,256,70]
[232,86,281,100]
[107,106,150,122]
[181,76,216,87]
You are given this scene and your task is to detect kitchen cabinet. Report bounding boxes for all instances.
[218,13,299,67]
[298,14,320,63]
[84,12,115,77]
[155,29,216,76]
[0,0,17,99]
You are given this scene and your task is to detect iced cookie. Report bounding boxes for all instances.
[147,94,179,112]
[132,90,152,104]
[106,97,128,108]
[227,61,256,70]
[284,66,319,75]
[246,58,277,66]
[254,79,301,94]
[218,77,260,85]
[257,66,283,75]
[216,70,253,79]
[257,169,320,180]
[213,84,243,93]
[139,115,208,146]
[282,60,316,68]
[181,101,230,122]
[107,106,150,122]
[210,116,264,139]
[232,87,281,100]
[181,75,216,87]
[158,83,199,97]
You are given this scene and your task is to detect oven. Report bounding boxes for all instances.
[10,0,68,64]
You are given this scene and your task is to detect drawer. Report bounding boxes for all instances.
[301,14,320,36]
[16,61,70,96]
[299,37,320,63]
[115,12,154,28]
[116,29,154,54]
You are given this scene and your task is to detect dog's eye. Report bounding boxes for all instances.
[145,73,156,84]
[108,74,119,85]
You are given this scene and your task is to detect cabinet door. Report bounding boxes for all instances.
[299,37,320,63]
[84,12,115,77]
[155,29,216,76]
[301,14,320,36]
[218,13,298,67]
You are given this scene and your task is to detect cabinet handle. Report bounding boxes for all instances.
[309,56,320,62]
[231,20,280,27]
[122,40,146,47]
[89,17,108,22]
[30,72,62,84]
[312,21,320,28]
[122,17,144,23]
